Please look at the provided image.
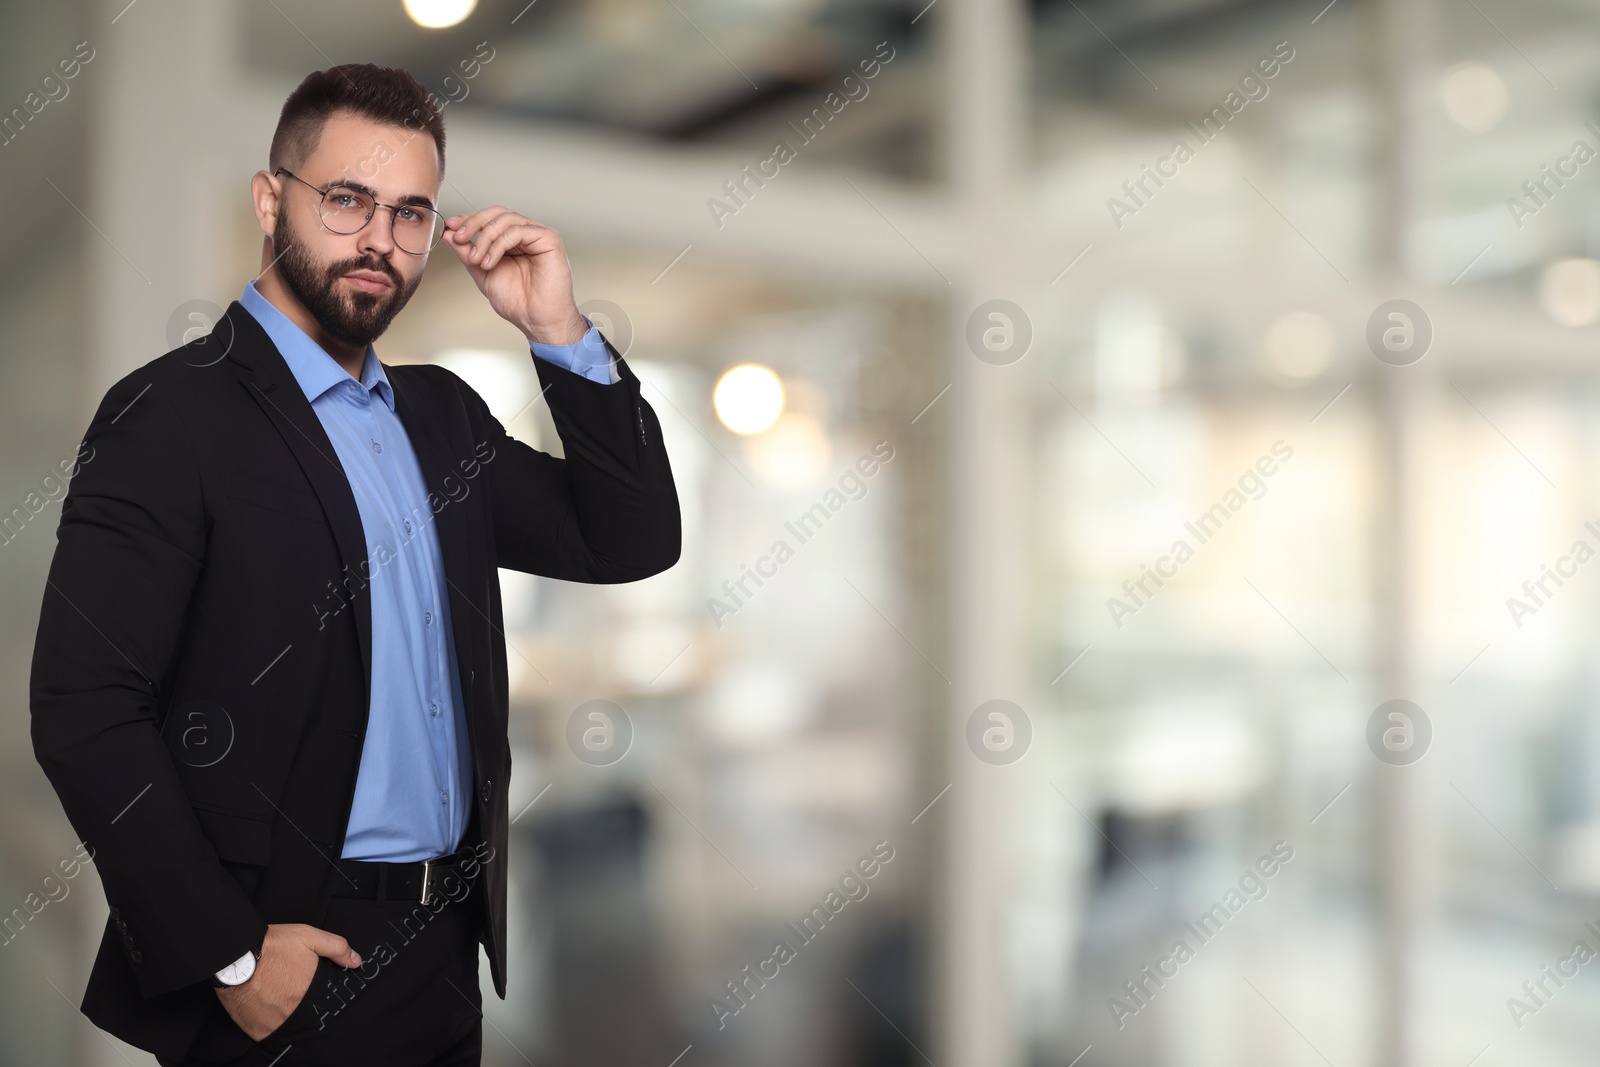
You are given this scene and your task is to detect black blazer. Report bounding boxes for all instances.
[27,299,680,1061]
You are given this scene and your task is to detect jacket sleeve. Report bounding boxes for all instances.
[461,339,681,582]
[28,371,269,999]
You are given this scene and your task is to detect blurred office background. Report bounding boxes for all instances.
[7,0,1600,1064]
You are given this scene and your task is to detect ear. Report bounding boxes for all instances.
[250,169,284,238]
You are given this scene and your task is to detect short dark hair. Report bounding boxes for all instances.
[269,63,445,181]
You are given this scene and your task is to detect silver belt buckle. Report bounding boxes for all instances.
[420,858,436,906]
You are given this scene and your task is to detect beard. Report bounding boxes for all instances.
[271,209,422,349]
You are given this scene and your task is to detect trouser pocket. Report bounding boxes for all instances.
[255,955,349,1060]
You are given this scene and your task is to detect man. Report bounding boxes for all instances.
[28,63,680,1066]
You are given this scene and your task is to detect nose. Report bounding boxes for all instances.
[357,205,398,257]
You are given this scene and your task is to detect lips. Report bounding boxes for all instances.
[343,270,393,293]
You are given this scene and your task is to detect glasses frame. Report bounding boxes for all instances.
[274,167,443,255]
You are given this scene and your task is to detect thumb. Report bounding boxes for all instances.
[301,925,362,968]
[442,226,485,279]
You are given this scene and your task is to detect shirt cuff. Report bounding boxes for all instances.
[526,316,618,384]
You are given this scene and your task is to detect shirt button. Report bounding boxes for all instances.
[404,521,412,533]
[430,702,439,717]
[373,441,383,453]
[424,611,433,625]
[440,790,449,805]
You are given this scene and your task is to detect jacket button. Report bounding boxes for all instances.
[481,780,492,803]
[468,670,475,685]
[130,950,142,963]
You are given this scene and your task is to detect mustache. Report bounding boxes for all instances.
[328,257,400,286]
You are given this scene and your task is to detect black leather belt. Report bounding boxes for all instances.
[329,843,479,907]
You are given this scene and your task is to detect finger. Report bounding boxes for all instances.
[481,222,559,271]
[446,206,513,249]
[302,926,362,968]
[443,205,507,232]
[470,213,544,269]
[452,212,517,270]
[443,225,487,274]
[476,220,534,268]
[442,208,501,269]
[442,220,503,280]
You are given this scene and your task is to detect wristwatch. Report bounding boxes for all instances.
[211,937,264,988]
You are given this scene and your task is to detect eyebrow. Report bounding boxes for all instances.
[322,177,436,211]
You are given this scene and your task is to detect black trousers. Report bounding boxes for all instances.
[159,874,484,1067]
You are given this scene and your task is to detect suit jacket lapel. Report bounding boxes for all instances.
[219,300,374,710]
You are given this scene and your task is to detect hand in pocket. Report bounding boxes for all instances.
[216,923,363,1041]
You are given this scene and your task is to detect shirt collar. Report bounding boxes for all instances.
[239,278,394,412]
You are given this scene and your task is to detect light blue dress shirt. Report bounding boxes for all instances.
[542,314,618,384]
[239,279,614,862]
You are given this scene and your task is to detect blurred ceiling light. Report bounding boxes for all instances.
[714,363,785,434]
[1259,310,1336,380]
[1539,257,1600,326]
[1440,62,1507,133]
[746,412,831,489]
[403,0,477,29]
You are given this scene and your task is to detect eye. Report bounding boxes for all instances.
[396,207,421,222]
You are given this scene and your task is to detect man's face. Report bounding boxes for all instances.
[271,111,440,349]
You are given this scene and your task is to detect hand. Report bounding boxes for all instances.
[215,923,362,1042]
[441,207,588,345]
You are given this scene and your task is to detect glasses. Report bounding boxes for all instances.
[275,167,443,255]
